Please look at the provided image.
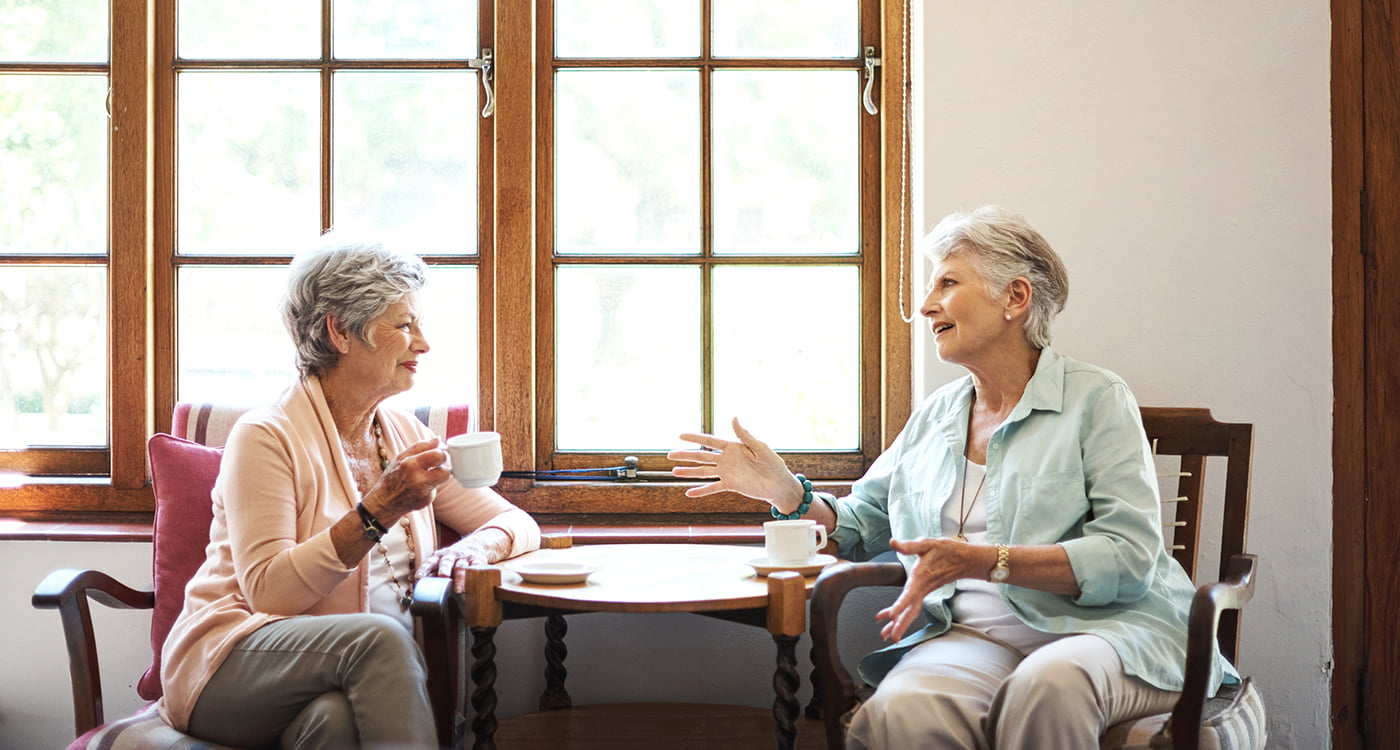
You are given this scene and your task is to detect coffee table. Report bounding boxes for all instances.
[427,543,830,750]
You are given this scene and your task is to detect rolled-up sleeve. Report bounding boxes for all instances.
[1059,384,1163,606]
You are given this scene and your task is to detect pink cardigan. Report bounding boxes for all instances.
[157,377,540,730]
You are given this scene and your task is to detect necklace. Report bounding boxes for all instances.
[955,455,987,542]
[371,418,416,611]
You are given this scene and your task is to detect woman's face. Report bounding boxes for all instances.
[919,254,1009,367]
[337,293,430,401]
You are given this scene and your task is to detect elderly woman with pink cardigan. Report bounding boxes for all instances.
[158,237,539,749]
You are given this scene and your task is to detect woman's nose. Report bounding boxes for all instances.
[919,288,939,317]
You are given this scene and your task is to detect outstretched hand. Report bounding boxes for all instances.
[875,537,970,642]
[668,417,799,508]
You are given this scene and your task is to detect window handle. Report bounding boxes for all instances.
[468,47,495,119]
[862,46,881,116]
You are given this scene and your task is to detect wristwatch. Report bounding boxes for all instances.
[989,543,1011,583]
[356,501,387,542]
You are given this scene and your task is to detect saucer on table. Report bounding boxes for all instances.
[508,561,601,584]
[746,553,838,577]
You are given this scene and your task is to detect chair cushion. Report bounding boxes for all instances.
[1100,678,1267,750]
[138,434,223,701]
[67,703,240,750]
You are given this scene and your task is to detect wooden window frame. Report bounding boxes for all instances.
[0,0,911,523]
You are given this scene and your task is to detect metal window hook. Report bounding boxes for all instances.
[862,46,881,116]
[468,47,495,119]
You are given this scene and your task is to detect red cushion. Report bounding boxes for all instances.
[138,434,222,701]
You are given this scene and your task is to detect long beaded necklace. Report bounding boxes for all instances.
[372,418,417,611]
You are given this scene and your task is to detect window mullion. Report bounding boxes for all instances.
[109,0,155,491]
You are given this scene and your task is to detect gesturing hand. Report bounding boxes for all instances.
[876,537,971,642]
[668,417,800,509]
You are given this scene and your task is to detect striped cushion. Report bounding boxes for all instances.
[1101,678,1267,750]
[173,402,473,447]
[66,704,240,750]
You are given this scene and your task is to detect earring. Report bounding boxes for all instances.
[1005,314,1011,321]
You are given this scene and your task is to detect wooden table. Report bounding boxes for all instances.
[453,543,824,750]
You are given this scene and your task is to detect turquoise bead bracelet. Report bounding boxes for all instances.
[771,474,814,520]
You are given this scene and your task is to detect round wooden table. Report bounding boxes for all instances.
[454,543,830,750]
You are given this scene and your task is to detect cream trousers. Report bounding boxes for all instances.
[187,613,438,750]
[846,624,1180,749]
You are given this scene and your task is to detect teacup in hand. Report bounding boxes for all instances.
[446,431,503,488]
[764,519,827,565]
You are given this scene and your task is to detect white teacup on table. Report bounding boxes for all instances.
[446,431,503,488]
[748,519,835,576]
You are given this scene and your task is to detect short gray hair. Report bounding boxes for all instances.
[922,206,1069,349]
[281,235,428,377]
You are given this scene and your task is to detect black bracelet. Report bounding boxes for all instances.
[356,501,387,542]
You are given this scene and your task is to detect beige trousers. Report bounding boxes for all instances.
[187,613,438,750]
[846,624,1180,749]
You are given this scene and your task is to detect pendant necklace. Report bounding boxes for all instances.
[955,454,987,542]
[372,417,417,611]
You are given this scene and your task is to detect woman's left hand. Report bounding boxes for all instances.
[415,528,512,594]
[876,537,971,642]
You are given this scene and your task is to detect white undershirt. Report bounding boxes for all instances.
[940,460,1063,655]
[366,520,415,634]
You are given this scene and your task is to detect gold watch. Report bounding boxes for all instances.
[989,544,1011,583]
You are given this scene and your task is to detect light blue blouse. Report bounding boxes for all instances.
[829,347,1237,694]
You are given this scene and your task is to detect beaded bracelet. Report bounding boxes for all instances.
[771,473,814,520]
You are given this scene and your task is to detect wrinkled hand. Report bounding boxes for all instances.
[876,537,970,642]
[416,540,493,594]
[668,417,799,509]
[366,438,453,523]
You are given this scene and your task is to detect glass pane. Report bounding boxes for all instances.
[555,0,699,58]
[0,266,107,448]
[556,266,700,450]
[178,0,319,60]
[713,70,857,255]
[384,266,479,412]
[713,265,858,450]
[178,72,320,255]
[334,72,478,254]
[712,0,857,58]
[335,0,478,59]
[0,0,108,63]
[0,75,107,255]
[178,267,297,406]
[555,70,699,255]
[180,266,479,410]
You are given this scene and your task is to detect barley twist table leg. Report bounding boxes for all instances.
[469,625,498,750]
[772,633,800,750]
[540,613,572,710]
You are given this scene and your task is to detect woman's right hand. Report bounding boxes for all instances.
[365,438,453,524]
[668,417,805,512]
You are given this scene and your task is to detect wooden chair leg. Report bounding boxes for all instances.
[540,613,572,710]
[772,633,800,750]
[470,625,499,750]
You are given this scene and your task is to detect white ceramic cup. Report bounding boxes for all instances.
[445,432,503,488]
[763,519,828,565]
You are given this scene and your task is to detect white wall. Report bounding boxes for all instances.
[916,3,1331,748]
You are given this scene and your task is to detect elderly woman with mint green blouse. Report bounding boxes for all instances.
[670,206,1238,748]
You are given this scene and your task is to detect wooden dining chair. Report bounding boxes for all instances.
[807,406,1267,750]
[32,402,473,749]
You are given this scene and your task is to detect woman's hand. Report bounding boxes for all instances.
[366,438,453,525]
[668,418,805,512]
[416,528,511,594]
[876,537,973,642]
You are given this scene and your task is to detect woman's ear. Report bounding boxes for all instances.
[325,315,351,354]
[1005,277,1033,320]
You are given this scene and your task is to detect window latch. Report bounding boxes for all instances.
[862,46,881,116]
[468,47,495,119]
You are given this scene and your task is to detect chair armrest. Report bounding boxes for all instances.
[1169,553,1258,749]
[412,576,469,748]
[809,561,907,749]
[32,568,156,737]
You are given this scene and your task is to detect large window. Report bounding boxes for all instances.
[0,0,911,520]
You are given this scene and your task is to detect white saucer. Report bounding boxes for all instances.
[509,561,601,585]
[746,554,837,577]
